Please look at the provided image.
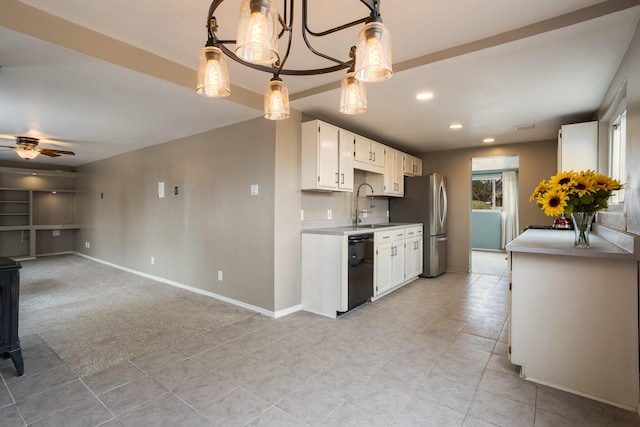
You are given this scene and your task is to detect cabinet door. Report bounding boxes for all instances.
[405,236,423,279]
[414,157,423,176]
[394,150,404,196]
[370,140,385,170]
[375,241,394,296]
[317,123,340,190]
[354,135,372,165]
[338,130,355,191]
[558,121,597,172]
[392,241,405,287]
[383,148,396,195]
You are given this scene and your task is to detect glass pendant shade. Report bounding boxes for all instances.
[15,149,39,160]
[264,79,290,120]
[196,46,231,97]
[354,21,392,83]
[339,72,367,114]
[235,0,279,65]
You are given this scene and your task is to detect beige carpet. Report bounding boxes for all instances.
[18,254,257,377]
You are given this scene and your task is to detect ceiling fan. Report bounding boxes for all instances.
[0,136,75,160]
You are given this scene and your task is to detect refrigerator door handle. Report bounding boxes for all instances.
[439,179,448,231]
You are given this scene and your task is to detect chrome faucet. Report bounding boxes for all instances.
[355,183,375,227]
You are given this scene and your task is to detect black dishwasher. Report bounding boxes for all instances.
[341,233,374,314]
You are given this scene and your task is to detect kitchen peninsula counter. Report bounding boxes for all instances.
[507,225,640,412]
[506,226,638,260]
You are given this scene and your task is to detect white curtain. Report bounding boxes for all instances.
[502,170,519,248]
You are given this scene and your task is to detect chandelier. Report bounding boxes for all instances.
[196,0,392,120]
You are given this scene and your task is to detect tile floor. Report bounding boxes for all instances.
[2,272,640,426]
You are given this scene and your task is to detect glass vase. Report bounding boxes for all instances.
[571,212,595,249]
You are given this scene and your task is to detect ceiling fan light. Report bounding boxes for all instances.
[354,21,392,83]
[196,46,231,97]
[339,71,367,115]
[15,148,40,160]
[264,78,290,120]
[235,0,279,65]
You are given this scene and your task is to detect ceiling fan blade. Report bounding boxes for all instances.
[37,150,61,157]
[39,148,75,156]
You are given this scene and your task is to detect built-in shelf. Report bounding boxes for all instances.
[0,167,79,258]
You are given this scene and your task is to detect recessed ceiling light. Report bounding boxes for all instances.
[483,137,495,143]
[449,123,463,129]
[416,92,434,101]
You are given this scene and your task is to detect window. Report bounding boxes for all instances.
[472,175,502,210]
[610,108,626,205]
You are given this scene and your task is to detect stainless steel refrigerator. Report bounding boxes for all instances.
[389,173,448,277]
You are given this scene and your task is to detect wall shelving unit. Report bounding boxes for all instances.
[0,167,79,259]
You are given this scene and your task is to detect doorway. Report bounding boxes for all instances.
[470,155,519,275]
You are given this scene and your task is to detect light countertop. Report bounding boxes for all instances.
[506,228,639,260]
[301,222,422,236]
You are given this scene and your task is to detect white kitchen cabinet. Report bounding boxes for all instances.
[403,154,423,177]
[301,233,348,318]
[374,228,406,297]
[557,121,598,172]
[507,229,639,411]
[301,120,354,192]
[405,226,423,278]
[369,147,404,197]
[354,135,385,174]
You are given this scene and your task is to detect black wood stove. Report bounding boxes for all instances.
[0,257,24,376]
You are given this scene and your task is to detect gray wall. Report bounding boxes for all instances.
[421,140,558,273]
[75,117,299,314]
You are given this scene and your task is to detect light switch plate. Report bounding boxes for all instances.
[327,209,332,219]
[158,181,165,198]
[250,184,259,196]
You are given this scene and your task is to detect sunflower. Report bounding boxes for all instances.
[548,171,577,190]
[529,180,548,202]
[571,173,595,197]
[538,189,568,217]
[592,173,622,191]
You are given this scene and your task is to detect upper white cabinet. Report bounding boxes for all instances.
[404,154,423,177]
[558,121,598,172]
[301,120,354,192]
[301,120,422,195]
[354,135,385,174]
[368,147,404,197]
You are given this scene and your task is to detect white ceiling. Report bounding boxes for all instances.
[0,0,639,167]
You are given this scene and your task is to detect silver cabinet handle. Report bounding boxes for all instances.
[341,173,345,184]
[335,172,339,184]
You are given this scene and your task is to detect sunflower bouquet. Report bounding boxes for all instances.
[530,170,623,217]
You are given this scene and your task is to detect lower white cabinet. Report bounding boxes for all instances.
[374,226,423,298]
[405,226,424,279]
[510,250,639,411]
[302,224,423,318]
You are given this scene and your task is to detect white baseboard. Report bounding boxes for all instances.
[73,252,300,319]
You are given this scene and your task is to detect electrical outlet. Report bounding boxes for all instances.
[250,184,259,195]
[218,270,223,281]
[327,209,332,219]
[300,209,304,221]
[151,256,155,265]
